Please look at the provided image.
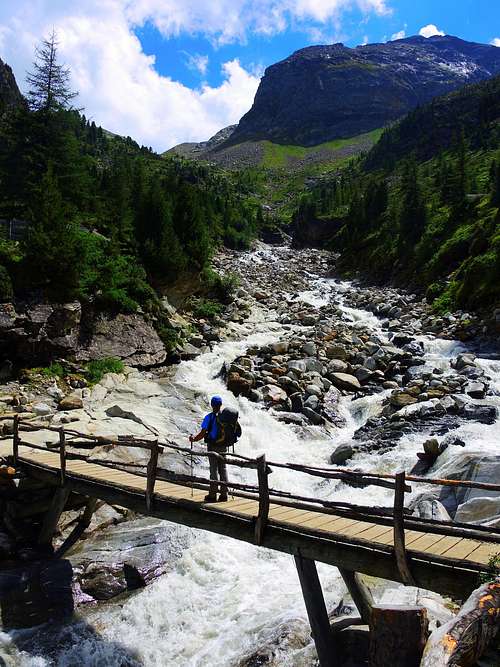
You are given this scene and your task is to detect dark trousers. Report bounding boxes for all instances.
[208,446,228,498]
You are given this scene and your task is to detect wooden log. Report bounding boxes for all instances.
[38,486,71,546]
[294,553,338,666]
[12,414,19,464]
[420,576,500,667]
[59,429,66,486]
[146,439,159,512]
[369,604,429,667]
[393,471,415,585]
[338,568,373,625]
[255,454,270,545]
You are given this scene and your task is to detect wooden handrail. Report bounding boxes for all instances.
[9,417,500,493]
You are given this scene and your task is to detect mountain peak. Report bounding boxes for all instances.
[228,35,500,147]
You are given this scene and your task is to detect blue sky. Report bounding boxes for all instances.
[0,0,499,150]
[135,0,499,89]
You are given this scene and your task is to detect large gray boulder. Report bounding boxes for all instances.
[329,372,361,392]
[77,313,166,367]
[434,453,500,517]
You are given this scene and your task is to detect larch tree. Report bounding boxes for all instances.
[26,30,78,112]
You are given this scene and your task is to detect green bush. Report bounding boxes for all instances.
[85,357,124,384]
[189,297,224,320]
[38,362,65,378]
[157,325,180,352]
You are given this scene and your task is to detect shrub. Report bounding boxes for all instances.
[38,362,65,378]
[156,325,180,352]
[85,357,124,384]
[189,297,224,320]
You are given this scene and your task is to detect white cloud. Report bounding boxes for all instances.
[185,53,209,76]
[126,0,392,45]
[490,38,500,47]
[0,0,393,150]
[419,24,445,38]
[391,29,405,40]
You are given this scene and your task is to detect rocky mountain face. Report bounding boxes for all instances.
[230,35,500,146]
[0,58,24,114]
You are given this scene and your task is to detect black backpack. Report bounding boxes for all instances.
[206,408,242,449]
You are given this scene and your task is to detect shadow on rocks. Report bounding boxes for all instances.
[0,558,141,665]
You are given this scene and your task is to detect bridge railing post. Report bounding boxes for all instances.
[12,414,19,465]
[393,471,415,585]
[255,454,270,545]
[59,428,66,486]
[146,439,159,512]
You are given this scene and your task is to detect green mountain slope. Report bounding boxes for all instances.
[293,75,500,313]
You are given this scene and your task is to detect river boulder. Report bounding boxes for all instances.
[329,373,361,392]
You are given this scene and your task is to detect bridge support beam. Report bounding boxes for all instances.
[38,486,70,548]
[294,553,338,667]
[338,568,374,625]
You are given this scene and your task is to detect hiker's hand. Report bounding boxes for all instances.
[189,434,194,443]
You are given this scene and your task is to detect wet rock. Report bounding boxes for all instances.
[423,438,440,457]
[261,384,288,404]
[409,492,451,522]
[227,372,253,397]
[273,412,305,425]
[455,497,500,525]
[451,353,476,371]
[330,444,354,465]
[302,407,325,425]
[289,392,304,413]
[329,373,361,392]
[464,381,487,399]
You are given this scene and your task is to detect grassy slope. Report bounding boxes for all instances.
[261,129,382,169]
[327,77,500,312]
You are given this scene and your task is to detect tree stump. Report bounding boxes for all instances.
[369,604,429,667]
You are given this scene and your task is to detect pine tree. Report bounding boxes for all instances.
[26,31,78,112]
[491,159,500,207]
[22,163,83,297]
[398,159,427,251]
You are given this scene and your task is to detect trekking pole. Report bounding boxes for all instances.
[190,437,194,497]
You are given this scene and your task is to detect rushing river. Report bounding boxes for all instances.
[1,246,499,666]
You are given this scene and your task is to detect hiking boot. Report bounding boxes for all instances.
[218,494,228,502]
[204,494,217,502]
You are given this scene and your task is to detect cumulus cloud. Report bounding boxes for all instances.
[391,29,405,40]
[419,24,445,38]
[0,0,393,150]
[127,0,392,45]
[490,38,500,47]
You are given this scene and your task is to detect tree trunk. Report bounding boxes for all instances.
[420,576,500,667]
[369,604,429,667]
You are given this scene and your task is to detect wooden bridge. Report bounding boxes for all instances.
[2,416,500,666]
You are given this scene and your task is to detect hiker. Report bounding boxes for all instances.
[189,395,241,503]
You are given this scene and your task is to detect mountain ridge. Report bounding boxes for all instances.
[228,34,500,147]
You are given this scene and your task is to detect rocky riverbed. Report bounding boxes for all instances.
[0,243,499,666]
